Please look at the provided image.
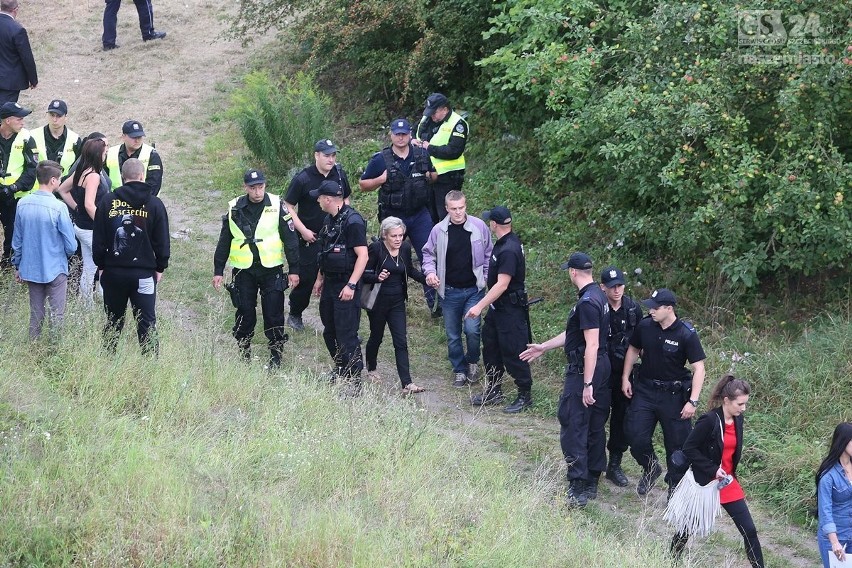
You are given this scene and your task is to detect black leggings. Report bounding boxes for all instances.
[671,499,764,568]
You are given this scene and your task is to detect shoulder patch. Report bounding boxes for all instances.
[455,123,464,133]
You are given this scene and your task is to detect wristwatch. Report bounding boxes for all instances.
[346,282,357,290]
[583,382,593,388]
[688,399,698,407]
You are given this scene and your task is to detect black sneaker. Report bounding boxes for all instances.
[452,372,468,388]
[143,30,167,41]
[637,461,663,496]
[470,387,504,406]
[566,479,588,508]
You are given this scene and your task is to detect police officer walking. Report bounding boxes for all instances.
[213,169,300,369]
[30,100,81,177]
[599,266,643,487]
[284,139,352,331]
[621,288,706,497]
[465,206,533,413]
[0,101,37,267]
[520,252,610,507]
[413,93,468,224]
[104,120,163,196]
[311,180,368,387]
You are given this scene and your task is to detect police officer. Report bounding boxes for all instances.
[30,100,81,177]
[311,180,368,387]
[599,266,643,487]
[213,169,300,369]
[621,288,706,497]
[413,93,468,224]
[0,101,37,267]
[359,118,436,312]
[104,120,163,196]
[465,206,532,413]
[284,138,352,331]
[521,252,610,507]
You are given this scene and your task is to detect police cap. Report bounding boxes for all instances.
[0,102,32,119]
[642,288,677,309]
[601,266,626,288]
[560,252,593,271]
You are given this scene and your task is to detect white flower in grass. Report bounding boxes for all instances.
[43,432,51,440]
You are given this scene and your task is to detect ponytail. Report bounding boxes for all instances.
[707,374,751,408]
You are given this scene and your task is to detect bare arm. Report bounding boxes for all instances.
[621,345,640,398]
[520,330,566,362]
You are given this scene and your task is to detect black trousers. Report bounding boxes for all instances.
[625,379,693,487]
[101,268,157,354]
[0,89,20,106]
[232,266,287,347]
[102,0,154,45]
[365,292,412,387]
[482,304,532,391]
[558,356,611,481]
[288,240,319,317]
[319,278,363,377]
[607,368,631,455]
[673,499,764,568]
[0,197,17,263]
[427,170,464,224]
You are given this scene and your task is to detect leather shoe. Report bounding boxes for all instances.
[470,386,504,406]
[103,44,119,51]
[503,392,532,413]
[143,31,167,41]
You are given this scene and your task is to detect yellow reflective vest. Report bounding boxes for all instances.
[106,144,153,189]
[419,111,467,175]
[0,129,36,199]
[228,194,285,269]
[31,127,80,176]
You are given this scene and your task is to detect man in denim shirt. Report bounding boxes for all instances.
[11,160,77,339]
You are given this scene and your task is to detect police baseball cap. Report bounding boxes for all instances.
[560,252,593,270]
[642,288,677,309]
[244,169,266,186]
[122,120,145,138]
[482,206,512,225]
[389,118,411,134]
[314,139,338,155]
[309,179,343,199]
[0,102,32,119]
[47,100,68,116]
[601,266,626,288]
[423,92,449,117]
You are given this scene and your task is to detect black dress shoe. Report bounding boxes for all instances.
[103,44,119,51]
[143,31,167,41]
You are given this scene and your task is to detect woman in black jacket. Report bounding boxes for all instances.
[672,374,764,567]
[362,216,427,394]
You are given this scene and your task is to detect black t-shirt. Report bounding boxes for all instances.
[564,282,609,357]
[445,221,475,288]
[607,296,643,372]
[374,249,406,296]
[284,164,352,234]
[488,231,525,294]
[42,126,66,162]
[630,317,706,382]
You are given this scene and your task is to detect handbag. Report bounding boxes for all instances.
[360,281,381,310]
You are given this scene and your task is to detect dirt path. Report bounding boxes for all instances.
[21,1,819,566]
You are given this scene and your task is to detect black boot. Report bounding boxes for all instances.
[503,390,532,413]
[237,339,251,363]
[605,452,630,487]
[585,473,600,500]
[637,460,663,496]
[566,478,588,508]
[471,383,504,406]
[670,532,689,560]
[267,343,283,370]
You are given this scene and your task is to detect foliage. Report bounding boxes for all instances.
[228,71,333,182]
[229,0,498,107]
[477,0,851,288]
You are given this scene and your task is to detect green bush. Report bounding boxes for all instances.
[228,71,333,182]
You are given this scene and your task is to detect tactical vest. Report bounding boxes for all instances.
[1,129,35,199]
[228,194,285,269]
[106,144,153,189]
[318,207,363,275]
[607,296,642,364]
[378,146,430,216]
[31,127,80,175]
[419,111,467,175]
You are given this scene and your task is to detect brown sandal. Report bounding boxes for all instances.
[402,383,425,395]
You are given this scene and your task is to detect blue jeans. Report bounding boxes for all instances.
[441,286,483,373]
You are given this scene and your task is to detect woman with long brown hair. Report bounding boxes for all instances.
[816,422,852,567]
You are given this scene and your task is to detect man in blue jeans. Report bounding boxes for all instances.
[422,190,492,387]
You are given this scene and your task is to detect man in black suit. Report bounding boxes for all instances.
[0,0,38,105]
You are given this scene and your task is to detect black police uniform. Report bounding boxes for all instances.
[317,203,367,379]
[213,194,300,363]
[625,316,706,489]
[560,283,611,485]
[605,296,643,461]
[284,164,351,319]
[479,231,532,400]
[416,110,467,223]
[0,131,37,265]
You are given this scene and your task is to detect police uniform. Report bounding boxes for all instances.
[0,101,38,265]
[315,193,367,380]
[213,172,299,366]
[104,121,163,196]
[415,93,468,224]
[30,100,81,177]
[625,312,706,490]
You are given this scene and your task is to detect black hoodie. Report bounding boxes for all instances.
[92,180,170,273]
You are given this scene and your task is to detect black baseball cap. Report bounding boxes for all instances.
[423,93,449,117]
[244,169,266,186]
[47,100,68,116]
[122,120,145,138]
[0,102,32,119]
[642,288,677,309]
[482,206,512,225]
[601,266,626,288]
[560,252,593,270]
[309,179,343,199]
[314,139,338,155]
[389,118,411,134]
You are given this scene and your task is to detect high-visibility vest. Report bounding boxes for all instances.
[228,194,284,268]
[31,126,80,175]
[106,144,153,189]
[0,129,36,199]
[418,111,467,175]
